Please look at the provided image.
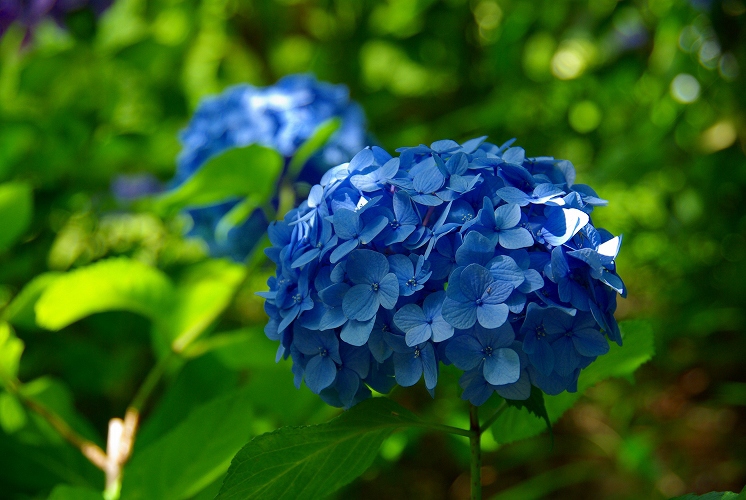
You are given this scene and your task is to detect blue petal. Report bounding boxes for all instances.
[421,343,438,390]
[572,328,610,357]
[304,355,337,394]
[552,336,581,377]
[346,249,389,285]
[333,209,360,240]
[378,273,400,309]
[358,215,389,244]
[494,370,531,400]
[476,302,509,329]
[445,334,483,370]
[526,336,555,376]
[442,298,477,329]
[330,238,359,263]
[393,304,427,333]
[497,187,530,206]
[319,307,348,330]
[340,316,376,346]
[405,324,433,347]
[483,348,520,385]
[335,369,360,408]
[455,231,495,267]
[497,228,534,249]
[342,284,379,321]
[393,352,423,386]
[487,256,525,288]
[430,316,454,342]
[493,203,521,229]
[459,264,493,301]
[541,207,589,246]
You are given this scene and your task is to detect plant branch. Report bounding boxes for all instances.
[470,404,482,500]
[479,400,508,436]
[2,376,108,470]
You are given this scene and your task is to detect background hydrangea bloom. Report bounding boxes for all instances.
[0,0,112,38]
[261,137,626,408]
[172,74,368,261]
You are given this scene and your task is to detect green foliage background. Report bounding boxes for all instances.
[0,0,745,498]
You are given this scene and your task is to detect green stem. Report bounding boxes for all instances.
[129,352,175,413]
[470,404,482,500]
[480,400,507,434]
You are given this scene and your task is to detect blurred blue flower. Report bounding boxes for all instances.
[260,137,625,408]
[172,74,368,261]
[0,0,112,38]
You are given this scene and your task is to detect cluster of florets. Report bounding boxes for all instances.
[173,74,367,261]
[260,137,626,409]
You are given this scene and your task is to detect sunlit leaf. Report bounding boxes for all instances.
[0,322,24,381]
[0,181,33,252]
[152,145,283,214]
[2,273,62,329]
[286,117,341,179]
[35,258,175,331]
[217,398,420,500]
[157,259,246,352]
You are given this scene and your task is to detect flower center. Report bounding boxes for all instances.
[483,346,493,357]
[319,348,328,357]
[407,277,417,287]
[413,348,421,358]
[535,324,546,338]
[371,282,380,291]
[293,294,302,303]
[475,298,484,306]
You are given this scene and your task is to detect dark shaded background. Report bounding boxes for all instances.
[0,0,744,498]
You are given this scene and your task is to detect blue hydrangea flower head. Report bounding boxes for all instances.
[171,74,368,261]
[260,137,625,408]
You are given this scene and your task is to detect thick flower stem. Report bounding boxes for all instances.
[469,404,482,500]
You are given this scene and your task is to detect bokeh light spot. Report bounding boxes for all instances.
[700,121,737,153]
[670,74,700,104]
[569,100,602,133]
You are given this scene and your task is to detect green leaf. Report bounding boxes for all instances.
[214,196,261,243]
[671,490,744,500]
[490,320,655,445]
[0,322,24,381]
[119,386,258,500]
[0,181,33,251]
[152,144,283,214]
[286,117,342,180]
[2,272,61,329]
[0,392,26,433]
[47,485,103,500]
[504,386,552,443]
[217,397,420,500]
[20,377,102,444]
[35,258,175,331]
[157,259,246,352]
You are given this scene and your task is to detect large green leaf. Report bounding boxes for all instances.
[0,322,24,381]
[216,397,420,500]
[490,320,655,445]
[119,386,258,500]
[156,259,246,351]
[0,181,33,251]
[48,485,103,500]
[286,117,341,179]
[2,272,61,329]
[152,144,283,214]
[35,258,175,331]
